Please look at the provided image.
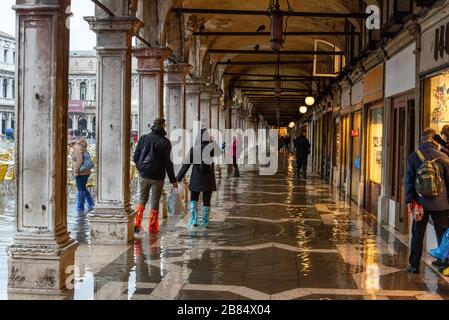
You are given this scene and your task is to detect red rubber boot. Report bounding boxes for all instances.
[134,204,145,234]
[149,209,160,233]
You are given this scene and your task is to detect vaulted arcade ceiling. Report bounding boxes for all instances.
[137,0,379,126]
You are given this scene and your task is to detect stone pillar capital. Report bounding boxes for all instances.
[133,47,172,73]
[165,63,192,84]
[186,76,203,94]
[200,84,215,98]
[85,16,142,34]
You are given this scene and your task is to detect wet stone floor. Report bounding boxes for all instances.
[1,155,449,300]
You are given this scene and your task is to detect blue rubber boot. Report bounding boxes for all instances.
[201,206,211,228]
[189,201,198,227]
[76,191,86,213]
[85,190,95,212]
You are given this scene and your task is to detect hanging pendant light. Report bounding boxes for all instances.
[299,106,308,114]
[289,122,295,128]
[305,81,315,106]
[305,96,315,106]
[269,0,284,52]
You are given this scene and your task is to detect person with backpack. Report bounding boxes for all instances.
[405,128,449,274]
[72,137,95,213]
[176,129,221,228]
[133,118,178,234]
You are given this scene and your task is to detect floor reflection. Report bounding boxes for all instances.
[1,154,449,300]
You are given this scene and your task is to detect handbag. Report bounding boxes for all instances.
[80,151,94,172]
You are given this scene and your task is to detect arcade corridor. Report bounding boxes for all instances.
[2,156,447,300]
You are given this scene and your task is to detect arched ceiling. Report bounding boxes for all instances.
[145,0,373,126]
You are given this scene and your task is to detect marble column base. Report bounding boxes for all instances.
[378,194,390,225]
[7,239,78,295]
[89,210,134,245]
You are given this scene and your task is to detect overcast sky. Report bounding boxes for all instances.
[0,0,96,51]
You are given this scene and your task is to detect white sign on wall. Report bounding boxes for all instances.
[385,43,416,98]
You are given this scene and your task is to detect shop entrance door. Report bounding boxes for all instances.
[365,105,383,214]
[351,111,362,203]
[391,95,415,233]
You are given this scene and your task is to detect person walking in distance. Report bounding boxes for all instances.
[176,129,221,228]
[405,128,449,274]
[294,130,311,178]
[72,138,95,213]
[133,118,178,234]
[231,134,242,177]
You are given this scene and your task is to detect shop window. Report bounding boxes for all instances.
[368,108,383,185]
[313,40,345,77]
[423,72,449,132]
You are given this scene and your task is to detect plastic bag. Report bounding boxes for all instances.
[167,188,183,216]
[429,229,449,261]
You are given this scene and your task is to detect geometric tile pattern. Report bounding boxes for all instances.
[1,155,449,300]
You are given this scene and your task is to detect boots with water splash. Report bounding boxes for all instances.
[134,204,145,234]
[149,209,159,233]
[189,200,199,227]
[201,206,211,228]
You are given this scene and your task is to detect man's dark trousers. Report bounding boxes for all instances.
[409,210,449,268]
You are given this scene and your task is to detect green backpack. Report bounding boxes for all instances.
[415,150,444,198]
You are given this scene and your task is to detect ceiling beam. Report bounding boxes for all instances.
[224,72,333,79]
[237,86,308,91]
[209,49,344,55]
[217,61,311,65]
[194,31,359,36]
[233,79,309,83]
[172,8,367,19]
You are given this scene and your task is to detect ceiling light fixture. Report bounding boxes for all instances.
[299,106,308,114]
[305,96,315,106]
[268,0,293,52]
[289,122,295,128]
[305,81,315,106]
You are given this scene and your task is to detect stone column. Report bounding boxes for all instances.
[185,76,202,136]
[87,115,93,132]
[0,112,3,134]
[7,112,12,129]
[72,115,78,131]
[8,0,78,295]
[133,47,172,136]
[210,87,221,131]
[200,85,213,129]
[85,15,141,245]
[164,63,191,136]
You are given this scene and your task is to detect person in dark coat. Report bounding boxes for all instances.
[405,128,449,274]
[133,118,178,234]
[435,125,449,157]
[176,129,221,228]
[294,131,311,178]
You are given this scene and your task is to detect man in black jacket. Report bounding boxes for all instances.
[405,128,449,274]
[294,131,311,178]
[133,118,178,234]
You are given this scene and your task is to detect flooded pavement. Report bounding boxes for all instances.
[1,155,449,300]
